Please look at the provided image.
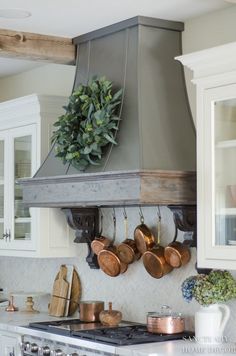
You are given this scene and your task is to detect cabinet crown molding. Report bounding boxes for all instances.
[176,41,236,82]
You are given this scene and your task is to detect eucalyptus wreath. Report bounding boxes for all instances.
[51,76,123,171]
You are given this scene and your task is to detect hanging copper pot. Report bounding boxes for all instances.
[134,208,155,254]
[143,207,173,279]
[117,209,141,264]
[164,226,191,268]
[91,211,111,255]
[98,211,128,277]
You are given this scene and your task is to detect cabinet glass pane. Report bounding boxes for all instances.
[14,136,31,241]
[215,99,236,246]
[0,140,4,239]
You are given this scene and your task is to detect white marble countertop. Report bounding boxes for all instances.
[0,309,236,356]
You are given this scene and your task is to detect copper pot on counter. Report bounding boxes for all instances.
[79,301,104,322]
[147,305,185,334]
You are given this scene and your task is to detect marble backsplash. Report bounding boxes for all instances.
[0,206,235,340]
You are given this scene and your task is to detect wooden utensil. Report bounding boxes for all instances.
[99,302,122,326]
[64,265,74,316]
[48,265,69,317]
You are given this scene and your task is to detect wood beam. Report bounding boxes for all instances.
[0,28,76,65]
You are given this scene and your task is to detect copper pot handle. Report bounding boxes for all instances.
[156,206,161,245]
[99,209,103,236]
[111,208,116,245]
[123,207,128,240]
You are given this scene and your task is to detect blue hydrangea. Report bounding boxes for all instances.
[181,276,198,302]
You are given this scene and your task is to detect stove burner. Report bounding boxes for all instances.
[72,325,194,345]
[28,319,194,346]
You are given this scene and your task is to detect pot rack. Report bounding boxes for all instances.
[61,205,197,270]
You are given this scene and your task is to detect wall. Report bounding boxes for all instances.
[0,63,75,102]
[182,5,236,125]
[0,4,236,342]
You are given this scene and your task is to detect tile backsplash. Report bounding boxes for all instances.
[0,206,235,340]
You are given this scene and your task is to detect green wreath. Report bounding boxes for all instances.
[51,76,123,171]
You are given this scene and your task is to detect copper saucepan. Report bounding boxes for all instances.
[147,305,185,334]
[91,211,111,255]
[143,207,173,279]
[117,210,141,264]
[164,225,191,268]
[134,209,155,254]
[98,212,128,277]
[79,301,104,322]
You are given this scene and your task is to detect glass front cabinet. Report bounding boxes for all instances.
[177,42,236,269]
[0,94,77,258]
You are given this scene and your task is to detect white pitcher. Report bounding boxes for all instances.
[195,304,230,344]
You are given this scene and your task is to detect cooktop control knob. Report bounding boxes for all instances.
[67,353,79,356]
[41,346,51,355]
[30,342,39,353]
[53,350,64,356]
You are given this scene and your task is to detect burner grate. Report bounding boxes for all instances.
[72,325,194,345]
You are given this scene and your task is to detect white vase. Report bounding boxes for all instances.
[195,303,230,344]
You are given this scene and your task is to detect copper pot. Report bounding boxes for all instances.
[134,213,155,254]
[164,241,191,268]
[79,301,104,322]
[118,239,141,264]
[147,306,185,334]
[117,213,141,264]
[98,245,128,277]
[91,212,111,255]
[97,213,128,277]
[143,245,173,279]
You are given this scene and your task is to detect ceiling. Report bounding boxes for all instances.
[0,0,232,78]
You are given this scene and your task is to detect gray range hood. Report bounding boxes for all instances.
[20,16,196,207]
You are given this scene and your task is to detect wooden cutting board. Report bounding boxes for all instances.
[48,265,69,317]
[68,268,81,316]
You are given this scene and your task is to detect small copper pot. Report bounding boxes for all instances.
[118,239,141,264]
[164,241,191,268]
[143,246,173,279]
[98,246,128,277]
[79,301,104,322]
[134,223,155,254]
[91,212,111,255]
[147,306,185,334]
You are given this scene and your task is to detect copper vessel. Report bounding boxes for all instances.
[134,223,155,254]
[79,301,104,322]
[147,306,185,334]
[98,246,128,277]
[91,236,111,255]
[164,241,191,268]
[117,238,141,264]
[143,246,173,279]
[91,212,111,255]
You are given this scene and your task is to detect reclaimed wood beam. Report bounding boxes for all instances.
[0,28,76,64]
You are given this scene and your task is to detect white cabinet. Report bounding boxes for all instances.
[0,333,21,356]
[0,94,77,257]
[177,42,236,269]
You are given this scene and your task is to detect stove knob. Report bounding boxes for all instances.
[25,341,31,351]
[42,346,51,355]
[31,343,39,353]
[67,354,79,356]
[53,350,64,356]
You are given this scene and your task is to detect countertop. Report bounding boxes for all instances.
[0,308,236,356]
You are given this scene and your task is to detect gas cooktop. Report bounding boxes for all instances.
[29,319,194,346]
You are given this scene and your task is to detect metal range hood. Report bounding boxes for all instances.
[20,16,196,208]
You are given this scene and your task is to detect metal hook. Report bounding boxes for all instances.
[112,208,116,243]
[99,208,103,236]
[139,206,144,224]
[123,206,127,219]
[157,205,161,245]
